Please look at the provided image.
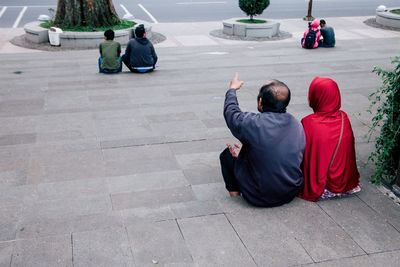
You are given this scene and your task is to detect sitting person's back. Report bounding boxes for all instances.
[319,19,335,47]
[220,74,305,207]
[98,29,122,73]
[300,77,360,201]
[122,24,158,73]
[301,19,321,49]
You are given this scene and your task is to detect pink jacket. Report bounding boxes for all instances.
[302,19,321,49]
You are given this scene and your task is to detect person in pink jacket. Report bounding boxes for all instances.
[301,19,321,49]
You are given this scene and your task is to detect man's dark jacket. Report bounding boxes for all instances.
[224,89,305,207]
[320,26,335,47]
[124,38,158,68]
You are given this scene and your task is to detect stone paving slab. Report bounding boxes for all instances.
[178,214,257,266]
[309,250,400,267]
[0,242,13,267]
[111,186,196,210]
[226,208,313,266]
[277,200,366,262]
[126,220,193,266]
[106,170,189,194]
[16,211,123,240]
[319,197,400,254]
[0,16,400,266]
[357,183,400,232]
[72,227,133,267]
[11,235,72,267]
[0,206,20,242]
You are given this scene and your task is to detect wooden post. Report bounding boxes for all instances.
[303,0,314,21]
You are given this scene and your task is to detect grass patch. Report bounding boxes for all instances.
[40,21,52,29]
[237,19,267,24]
[40,20,136,32]
[390,9,400,15]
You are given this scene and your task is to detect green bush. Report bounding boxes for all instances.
[390,9,400,15]
[239,0,270,21]
[369,56,400,184]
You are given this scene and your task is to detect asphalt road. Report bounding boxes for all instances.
[0,0,399,27]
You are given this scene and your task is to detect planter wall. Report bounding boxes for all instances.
[376,7,400,29]
[223,18,280,38]
[23,20,152,49]
[24,22,49,43]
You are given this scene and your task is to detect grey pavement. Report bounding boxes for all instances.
[0,16,400,266]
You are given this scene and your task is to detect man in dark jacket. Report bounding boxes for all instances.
[318,19,335,48]
[220,73,305,207]
[122,24,158,73]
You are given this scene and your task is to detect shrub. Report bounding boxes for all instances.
[239,0,270,21]
[390,9,400,15]
[369,56,400,185]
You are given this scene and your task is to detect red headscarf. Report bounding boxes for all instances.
[299,77,360,201]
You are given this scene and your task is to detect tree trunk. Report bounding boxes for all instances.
[393,158,400,196]
[307,0,313,18]
[304,0,314,21]
[54,0,120,28]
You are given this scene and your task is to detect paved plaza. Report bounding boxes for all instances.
[1,16,400,266]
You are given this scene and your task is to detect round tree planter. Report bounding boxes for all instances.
[222,18,280,38]
[376,7,400,29]
[23,20,152,49]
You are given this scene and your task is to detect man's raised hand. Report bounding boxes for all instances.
[229,72,244,90]
[227,143,241,158]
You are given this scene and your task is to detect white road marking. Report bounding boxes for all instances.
[12,6,27,28]
[120,4,135,19]
[1,5,56,8]
[0,6,7,19]
[201,51,229,55]
[119,4,130,15]
[138,3,158,24]
[176,1,226,4]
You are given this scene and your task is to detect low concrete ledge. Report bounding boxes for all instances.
[23,19,152,49]
[223,18,280,38]
[24,21,49,43]
[376,7,400,29]
[60,28,131,49]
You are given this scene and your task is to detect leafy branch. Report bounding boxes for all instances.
[368,56,400,184]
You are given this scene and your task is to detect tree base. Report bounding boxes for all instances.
[303,16,314,21]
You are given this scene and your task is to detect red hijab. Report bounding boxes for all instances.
[300,77,359,201]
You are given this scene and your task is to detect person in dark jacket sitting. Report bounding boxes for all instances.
[318,19,335,48]
[122,24,158,73]
[220,73,305,207]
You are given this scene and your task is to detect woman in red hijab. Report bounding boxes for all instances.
[300,77,360,201]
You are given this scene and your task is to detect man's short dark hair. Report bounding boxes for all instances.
[104,29,115,40]
[135,25,146,38]
[258,80,291,113]
[320,19,326,25]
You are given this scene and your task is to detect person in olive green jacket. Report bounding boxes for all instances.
[98,29,122,73]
